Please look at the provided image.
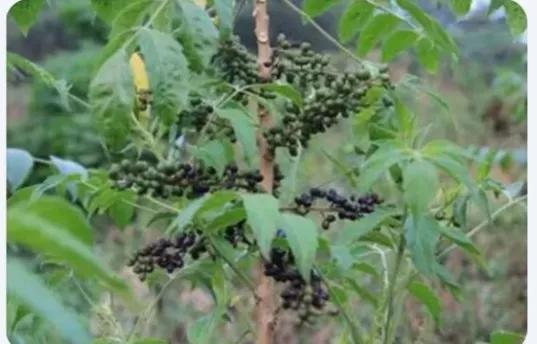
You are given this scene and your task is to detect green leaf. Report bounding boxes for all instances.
[176,0,218,68]
[90,0,131,23]
[214,0,234,36]
[216,106,257,165]
[338,0,374,43]
[7,148,34,192]
[397,0,433,33]
[206,207,246,232]
[14,196,94,246]
[504,0,527,35]
[303,0,341,17]
[7,52,54,85]
[242,194,280,258]
[7,259,92,344]
[187,310,223,344]
[488,0,505,15]
[357,13,401,57]
[337,208,400,244]
[89,49,135,149]
[358,143,408,191]
[404,214,440,276]
[262,83,303,108]
[191,139,234,176]
[9,0,45,35]
[138,28,190,124]
[490,331,525,344]
[451,0,472,16]
[108,191,136,229]
[321,149,358,187]
[50,156,88,178]
[477,148,498,181]
[407,281,441,323]
[382,30,419,61]
[403,159,438,215]
[109,0,152,38]
[345,279,378,306]
[8,207,127,293]
[416,37,439,73]
[331,245,354,272]
[131,339,168,344]
[352,107,376,153]
[279,214,318,281]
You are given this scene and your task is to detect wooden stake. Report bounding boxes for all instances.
[253,1,275,343]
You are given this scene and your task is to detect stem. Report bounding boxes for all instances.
[382,234,406,344]
[252,1,276,343]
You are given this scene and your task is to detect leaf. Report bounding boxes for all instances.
[403,159,438,216]
[7,52,55,86]
[345,279,378,306]
[89,49,135,149]
[407,281,441,323]
[206,207,246,232]
[303,0,341,17]
[131,339,168,344]
[108,191,136,229]
[9,0,45,35]
[7,148,34,192]
[138,28,190,124]
[357,13,401,57]
[279,214,319,281]
[214,0,233,36]
[358,143,408,191]
[416,37,439,73]
[14,196,94,246]
[90,0,131,23]
[504,0,527,35]
[8,207,127,293]
[490,331,525,344]
[50,156,88,178]
[7,259,92,344]
[382,30,419,61]
[338,0,374,43]
[109,0,152,39]
[404,214,440,276]
[321,149,358,187]
[488,0,505,15]
[191,139,234,176]
[242,194,280,258]
[352,107,376,153]
[337,209,400,244]
[262,83,303,108]
[216,106,257,165]
[451,0,472,16]
[187,310,223,344]
[477,148,498,181]
[176,0,218,68]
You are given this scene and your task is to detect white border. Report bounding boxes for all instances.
[0,0,533,343]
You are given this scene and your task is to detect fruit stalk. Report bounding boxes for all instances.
[253,1,275,344]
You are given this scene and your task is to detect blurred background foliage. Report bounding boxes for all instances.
[6,0,526,343]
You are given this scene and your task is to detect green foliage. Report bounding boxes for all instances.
[242,194,280,258]
[407,281,441,323]
[7,148,34,192]
[9,0,45,35]
[490,331,525,344]
[504,0,527,35]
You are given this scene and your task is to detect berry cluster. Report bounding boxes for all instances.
[263,35,394,156]
[264,248,330,323]
[127,231,208,281]
[109,160,282,199]
[213,36,260,86]
[293,188,383,230]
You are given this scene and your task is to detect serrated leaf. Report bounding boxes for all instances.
[89,49,135,149]
[216,106,257,165]
[279,214,318,281]
[504,0,527,35]
[382,30,419,61]
[9,0,45,35]
[416,37,439,73]
[8,207,127,293]
[338,0,374,43]
[303,0,341,17]
[138,28,190,124]
[357,13,401,57]
[242,194,280,258]
[407,281,441,323]
[451,0,472,16]
[337,208,400,244]
[403,159,438,215]
[109,0,152,39]
[7,259,92,344]
[7,148,34,192]
[262,83,303,108]
[490,331,525,344]
[404,214,440,276]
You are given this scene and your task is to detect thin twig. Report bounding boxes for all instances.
[382,235,406,344]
